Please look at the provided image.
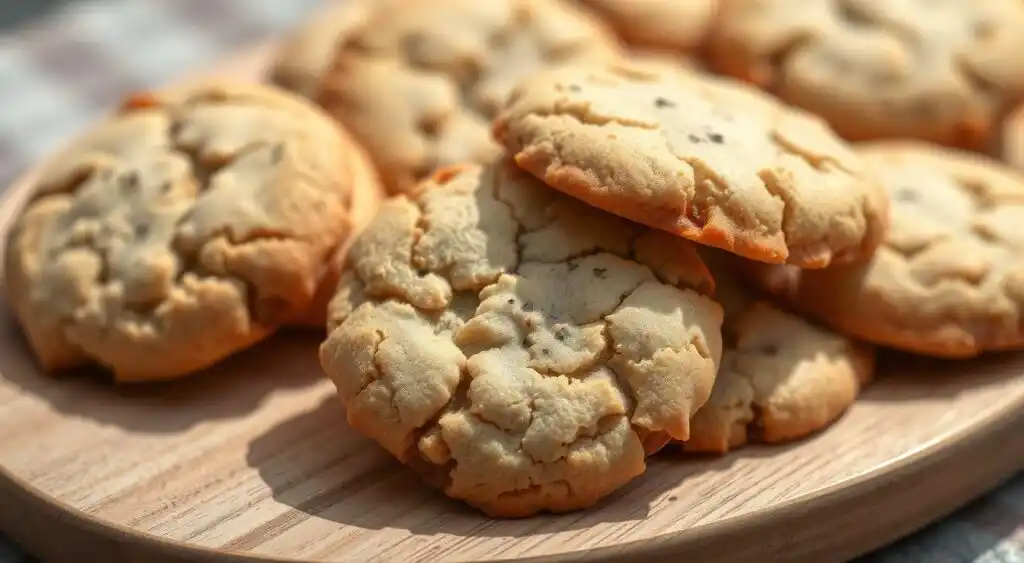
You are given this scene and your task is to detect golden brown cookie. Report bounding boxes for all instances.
[746,142,1024,359]
[319,160,724,517]
[268,0,376,99]
[707,0,1024,151]
[683,251,874,454]
[316,0,623,195]
[1001,105,1024,172]
[575,0,719,53]
[493,60,889,268]
[4,81,374,382]
[286,130,384,329]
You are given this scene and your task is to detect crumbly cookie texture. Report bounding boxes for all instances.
[5,81,360,382]
[575,0,718,53]
[319,160,724,517]
[746,142,1024,358]
[268,0,376,99]
[493,61,889,268]
[708,0,1024,151]
[684,250,873,453]
[316,0,623,195]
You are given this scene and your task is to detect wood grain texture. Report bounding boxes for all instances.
[0,44,1023,563]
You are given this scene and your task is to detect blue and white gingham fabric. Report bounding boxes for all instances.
[0,0,326,188]
[0,1,1019,561]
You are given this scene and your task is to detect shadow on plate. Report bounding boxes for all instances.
[241,395,795,541]
[860,348,1024,403]
[0,309,326,434]
[240,343,1024,542]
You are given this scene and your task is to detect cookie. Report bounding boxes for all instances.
[4,81,375,382]
[268,1,376,99]
[493,60,889,268]
[746,142,1024,359]
[683,251,874,453]
[575,0,719,53]
[1002,105,1024,172]
[287,131,384,329]
[319,160,724,517]
[707,0,1024,151]
[316,0,623,195]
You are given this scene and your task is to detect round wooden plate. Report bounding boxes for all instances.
[1,44,1023,563]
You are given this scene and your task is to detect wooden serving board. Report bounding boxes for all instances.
[1,44,1023,563]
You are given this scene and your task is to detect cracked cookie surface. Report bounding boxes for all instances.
[574,0,719,53]
[684,250,873,453]
[5,81,364,381]
[708,0,1024,150]
[493,60,889,268]
[319,160,724,517]
[746,142,1024,358]
[316,0,623,195]
[268,0,377,99]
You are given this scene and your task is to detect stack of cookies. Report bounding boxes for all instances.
[7,0,1024,519]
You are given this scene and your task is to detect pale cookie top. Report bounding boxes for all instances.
[708,0,1024,150]
[493,61,889,268]
[575,0,719,52]
[684,251,873,454]
[320,160,723,517]
[268,0,376,99]
[749,142,1024,359]
[5,82,358,382]
[316,0,623,195]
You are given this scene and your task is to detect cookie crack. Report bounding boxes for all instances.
[954,176,999,213]
[486,3,528,53]
[488,170,528,274]
[409,197,435,277]
[884,236,935,262]
[602,293,710,440]
[719,350,779,434]
[829,0,918,56]
[834,0,875,28]
[491,180,540,236]
[901,238,995,289]
[522,249,619,267]
[16,88,355,379]
[467,404,524,440]
[661,150,786,249]
[26,166,95,205]
[410,166,523,291]
[495,479,576,504]
[954,54,1001,108]
[535,102,661,130]
[601,325,655,442]
[689,333,712,361]
[104,119,306,321]
[756,168,795,246]
[675,154,729,227]
[527,409,623,466]
[760,30,817,94]
[367,328,409,428]
[769,129,853,175]
[832,0,915,42]
[167,116,226,192]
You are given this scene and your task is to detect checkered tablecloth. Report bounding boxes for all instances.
[0,1,1020,561]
